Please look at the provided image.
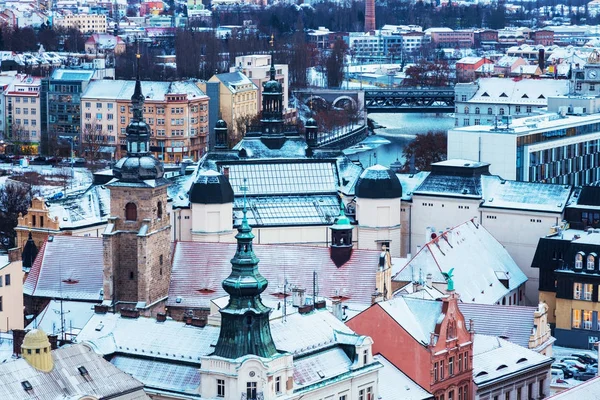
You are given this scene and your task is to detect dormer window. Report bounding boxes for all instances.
[576,252,584,269]
[588,254,596,270]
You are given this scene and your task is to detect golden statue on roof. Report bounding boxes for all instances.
[588,49,600,64]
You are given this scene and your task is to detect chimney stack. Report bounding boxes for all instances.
[426,273,433,288]
[292,287,306,307]
[48,334,58,350]
[365,0,375,32]
[332,299,343,320]
[12,329,26,356]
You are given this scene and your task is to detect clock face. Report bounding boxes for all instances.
[589,70,598,79]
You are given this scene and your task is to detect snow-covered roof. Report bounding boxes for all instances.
[82,79,207,101]
[27,300,96,340]
[465,77,569,105]
[51,69,94,81]
[213,71,257,94]
[473,334,552,387]
[378,297,443,345]
[376,355,433,400]
[47,184,110,229]
[457,57,483,65]
[393,220,528,304]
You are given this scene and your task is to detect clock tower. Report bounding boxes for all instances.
[580,49,600,96]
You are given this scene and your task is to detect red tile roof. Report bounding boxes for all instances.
[167,242,381,309]
[24,236,104,301]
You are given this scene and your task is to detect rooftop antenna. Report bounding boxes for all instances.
[313,271,318,306]
[240,178,249,220]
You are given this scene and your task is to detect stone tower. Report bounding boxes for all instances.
[102,49,171,314]
[365,0,375,32]
[260,40,286,149]
[213,186,278,359]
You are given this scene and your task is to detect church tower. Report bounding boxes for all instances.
[260,37,286,149]
[213,184,278,359]
[102,48,171,313]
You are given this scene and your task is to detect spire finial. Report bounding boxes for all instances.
[269,34,276,81]
[240,178,249,225]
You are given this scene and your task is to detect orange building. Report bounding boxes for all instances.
[347,289,474,400]
[82,80,209,162]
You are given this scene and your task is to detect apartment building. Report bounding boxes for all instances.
[199,72,258,140]
[54,13,107,33]
[426,28,474,48]
[230,54,288,113]
[82,79,209,161]
[4,74,42,150]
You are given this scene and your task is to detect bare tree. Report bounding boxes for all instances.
[81,121,111,164]
[0,181,32,251]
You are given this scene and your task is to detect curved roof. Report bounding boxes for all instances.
[355,165,402,199]
[188,170,234,204]
[113,155,164,183]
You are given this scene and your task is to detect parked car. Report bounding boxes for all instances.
[586,363,597,373]
[575,371,596,381]
[551,368,565,382]
[552,363,575,378]
[571,353,598,365]
[561,359,587,371]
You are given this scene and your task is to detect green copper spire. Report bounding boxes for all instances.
[213,180,278,359]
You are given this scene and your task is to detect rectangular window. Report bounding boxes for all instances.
[363,349,368,364]
[449,390,454,400]
[246,382,257,399]
[458,353,463,372]
[526,106,532,113]
[0,296,3,312]
[107,114,114,120]
[217,379,225,397]
[275,376,281,393]
[107,103,113,109]
[440,360,445,379]
[359,389,365,400]
[539,379,544,397]
[584,310,593,329]
[85,102,91,108]
[434,361,439,382]
[573,309,582,329]
[340,396,347,400]
[585,283,593,300]
[515,105,521,112]
[449,356,454,375]
[96,102,102,108]
[4,274,10,286]
[463,352,468,370]
[574,282,583,300]
[517,387,522,400]
[120,105,125,113]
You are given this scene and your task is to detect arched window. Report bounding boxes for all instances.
[499,107,505,115]
[575,252,584,269]
[125,202,137,221]
[464,107,469,114]
[587,254,596,270]
[487,107,493,115]
[475,107,480,114]
[157,201,163,219]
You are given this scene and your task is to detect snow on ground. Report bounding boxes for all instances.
[0,163,93,198]
[552,345,599,390]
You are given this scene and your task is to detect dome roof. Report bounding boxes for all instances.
[189,169,234,204]
[215,119,227,129]
[22,329,50,349]
[355,164,403,199]
[126,120,150,137]
[263,79,282,93]
[306,117,317,127]
[113,155,164,182]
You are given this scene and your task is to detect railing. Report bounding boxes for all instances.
[240,392,264,400]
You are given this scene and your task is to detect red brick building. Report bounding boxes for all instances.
[347,290,474,400]
[531,30,554,46]
[455,57,494,83]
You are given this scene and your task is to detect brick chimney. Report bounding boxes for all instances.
[12,329,27,356]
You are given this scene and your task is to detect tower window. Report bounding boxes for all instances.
[157,201,163,219]
[125,203,137,221]
[129,271,134,280]
[159,255,163,265]
[217,379,225,397]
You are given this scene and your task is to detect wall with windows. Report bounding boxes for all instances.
[0,259,24,332]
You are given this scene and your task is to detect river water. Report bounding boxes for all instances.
[344,113,455,168]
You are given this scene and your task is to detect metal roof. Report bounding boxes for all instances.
[24,236,104,301]
[167,241,381,309]
[0,344,149,400]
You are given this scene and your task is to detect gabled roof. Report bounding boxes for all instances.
[376,355,433,400]
[167,241,381,309]
[0,344,149,400]
[458,303,536,348]
[378,297,443,345]
[24,236,103,301]
[465,77,569,104]
[393,220,528,304]
[212,71,257,93]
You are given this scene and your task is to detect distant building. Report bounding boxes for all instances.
[455,57,494,83]
[4,74,42,149]
[198,71,258,139]
[84,33,126,55]
[82,79,210,161]
[426,28,474,48]
[0,248,26,331]
[54,13,107,33]
[230,54,289,114]
[453,77,570,127]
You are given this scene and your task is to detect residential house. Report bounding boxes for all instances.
[493,56,528,77]
[84,33,126,55]
[455,57,494,83]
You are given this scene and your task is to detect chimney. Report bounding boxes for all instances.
[332,299,343,320]
[371,289,384,304]
[156,312,167,322]
[298,304,314,314]
[120,308,140,319]
[12,329,26,356]
[94,304,109,314]
[191,317,207,327]
[48,334,58,350]
[314,300,326,309]
[426,273,433,288]
[292,287,306,307]
[185,315,193,325]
